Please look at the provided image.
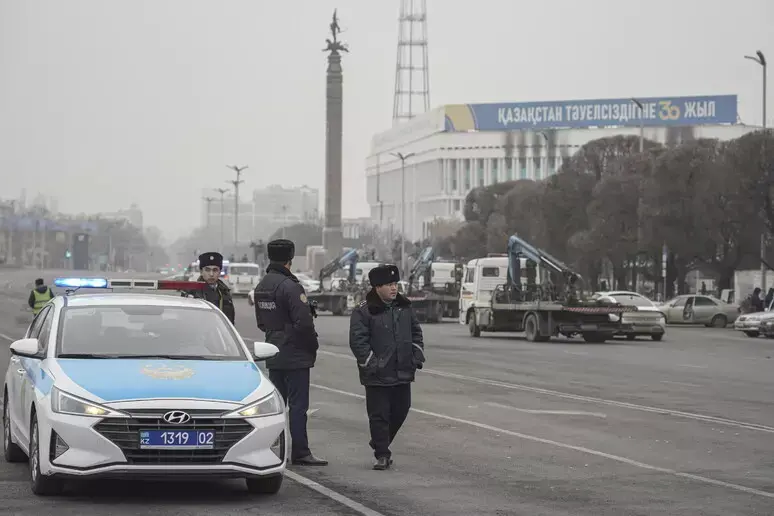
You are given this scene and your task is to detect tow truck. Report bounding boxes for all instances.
[405,247,462,323]
[467,235,636,343]
[306,249,363,316]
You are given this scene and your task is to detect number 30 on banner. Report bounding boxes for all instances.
[658,100,681,120]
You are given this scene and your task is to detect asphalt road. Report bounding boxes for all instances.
[0,269,772,515]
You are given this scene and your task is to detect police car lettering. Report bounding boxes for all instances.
[257,300,277,310]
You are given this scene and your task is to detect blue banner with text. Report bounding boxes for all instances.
[443,95,737,131]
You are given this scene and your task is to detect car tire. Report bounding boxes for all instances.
[246,474,283,495]
[744,331,760,338]
[710,315,727,328]
[3,393,26,463]
[651,334,663,341]
[626,334,637,341]
[29,415,64,496]
[582,332,608,343]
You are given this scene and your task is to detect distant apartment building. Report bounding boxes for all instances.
[99,204,144,230]
[201,185,320,244]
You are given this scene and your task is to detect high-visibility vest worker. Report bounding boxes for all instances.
[28,279,54,315]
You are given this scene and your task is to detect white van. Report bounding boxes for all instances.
[458,257,540,325]
[226,262,262,296]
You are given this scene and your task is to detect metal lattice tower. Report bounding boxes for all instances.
[392,0,430,124]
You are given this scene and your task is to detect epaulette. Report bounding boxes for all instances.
[359,300,367,307]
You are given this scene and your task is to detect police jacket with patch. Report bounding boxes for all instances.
[187,279,235,324]
[349,289,425,387]
[253,264,318,370]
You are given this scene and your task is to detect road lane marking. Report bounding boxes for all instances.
[316,349,774,434]
[485,402,607,418]
[677,364,709,369]
[661,380,702,388]
[0,334,386,516]
[285,470,388,516]
[312,383,774,500]
[563,350,588,356]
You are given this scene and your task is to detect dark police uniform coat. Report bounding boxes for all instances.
[189,278,236,324]
[254,264,318,370]
[349,289,425,387]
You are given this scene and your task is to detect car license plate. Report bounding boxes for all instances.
[139,430,215,450]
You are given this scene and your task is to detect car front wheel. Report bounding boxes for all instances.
[3,393,26,463]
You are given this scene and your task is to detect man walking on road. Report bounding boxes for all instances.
[28,278,54,315]
[349,264,426,470]
[253,239,327,466]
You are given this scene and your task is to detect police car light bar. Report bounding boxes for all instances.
[108,279,206,290]
[53,277,206,291]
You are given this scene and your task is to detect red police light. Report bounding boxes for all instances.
[157,280,206,290]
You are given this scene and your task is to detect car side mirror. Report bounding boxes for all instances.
[252,341,279,361]
[10,338,41,358]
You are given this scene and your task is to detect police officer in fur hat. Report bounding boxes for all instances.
[253,239,327,466]
[187,252,235,324]
[349,264,426,470]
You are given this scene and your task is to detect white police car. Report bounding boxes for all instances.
[3,277,288,496]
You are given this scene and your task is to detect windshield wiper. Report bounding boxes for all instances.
[105,354,231,361]
[58,353,120,359]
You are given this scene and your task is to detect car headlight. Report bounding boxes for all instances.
[226,390,284,418]
[50,387,127,418]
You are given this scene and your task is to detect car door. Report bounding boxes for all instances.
[692,296,717,324]
[19,306,54,444]
[9,306,49,442]
[666,297,687,323]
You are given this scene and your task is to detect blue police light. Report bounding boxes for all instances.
[53,277,109,289]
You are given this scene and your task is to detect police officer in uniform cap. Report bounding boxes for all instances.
[186,252,235,324]
[349,264,425,470]
[253,239,327,466]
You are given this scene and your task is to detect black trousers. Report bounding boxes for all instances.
[365,384,411,459]
[269,368,311,460]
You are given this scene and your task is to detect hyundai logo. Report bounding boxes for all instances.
[162,411,191,425]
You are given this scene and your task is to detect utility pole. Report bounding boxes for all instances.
[215,188,229,251]
[391,151,414,277]
[227,165,248,250]
[631,98,645,153]
[745,51,767,292]
[202,196,215,229]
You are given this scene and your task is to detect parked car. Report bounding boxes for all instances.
[733,298,774,337]
[592,291,666,341]
[657,295,739,327]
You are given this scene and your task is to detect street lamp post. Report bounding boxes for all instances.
[390,151,415,277]
[227,165,248,251]
[745,50,768,291]
[215,188,229,251]
[631,98,645,153]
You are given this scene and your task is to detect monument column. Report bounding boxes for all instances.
[322,10,347,261]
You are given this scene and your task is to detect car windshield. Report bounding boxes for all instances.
[57,305,246,360]
[230,265,261,276]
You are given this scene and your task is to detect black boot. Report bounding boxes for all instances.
[292,454,328,466]
[373,457,390,470]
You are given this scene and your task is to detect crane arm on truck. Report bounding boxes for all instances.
[506,235,582,302]
[317,249,359,288]
[407,246,434,296]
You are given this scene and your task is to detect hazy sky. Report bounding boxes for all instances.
[1,0,772,240]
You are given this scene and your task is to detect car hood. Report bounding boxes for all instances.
[55,359,262,403]
[738,311,774,321]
